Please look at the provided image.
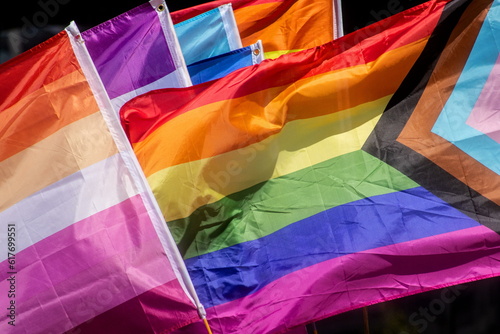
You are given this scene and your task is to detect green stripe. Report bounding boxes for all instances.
[169,150,419,259]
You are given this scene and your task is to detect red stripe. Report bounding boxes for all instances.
[121,0,447,144]
[170,0,285,24]
[0,31,78,112]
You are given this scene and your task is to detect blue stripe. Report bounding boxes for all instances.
[431,0,500,173]
[188,46,254,85]
[185,187,479,308]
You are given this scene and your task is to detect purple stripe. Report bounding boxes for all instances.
[186,187,479,308]
[82,3,176,99]
[0,195,181,334]
[174,225,500,334]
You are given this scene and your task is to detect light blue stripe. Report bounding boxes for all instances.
[431,0,500,173]
[175,6,239,65]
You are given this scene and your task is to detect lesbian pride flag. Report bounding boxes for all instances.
[0,22,204,334]
[171,0,339,59]
[122,0,500,332]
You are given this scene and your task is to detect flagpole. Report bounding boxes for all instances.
[333,0,344,38]
[363,307,370,334]
[203,317,214,334]
[66,18,210,330]
[312,322,319,334]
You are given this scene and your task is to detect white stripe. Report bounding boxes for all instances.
[0,153,138,262]
[251,40,265,64]
[219,3,243,51]
[151,0,192,87]
[110,69,190,111]
[67,22,206,317]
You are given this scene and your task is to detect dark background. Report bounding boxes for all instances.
[1,0,427,30]
[2,1,500,333]
[1,0,428,62]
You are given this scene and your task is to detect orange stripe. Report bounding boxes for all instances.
[0,32,78,112]
[124,0,444,145]
[133,39,428,177]
[147,96,389,221]
[172,0,289,24]
[0,112,118,213]
[0,70,100,162]
[235,0,333,51]
[397,0,500,204]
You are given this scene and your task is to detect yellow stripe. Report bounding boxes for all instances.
[133,38,427,177]
[0,70,99,162]
[264,49,303,59]
[148,96,389,221]
[0,112,118,213]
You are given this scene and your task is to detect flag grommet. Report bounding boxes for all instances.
[253,49,260,56]
[156,4,165,12]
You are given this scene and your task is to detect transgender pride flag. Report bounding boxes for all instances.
[0,22,204,334]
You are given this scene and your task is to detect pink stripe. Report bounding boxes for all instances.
[177,225,500,333]
[466,54,500,141]
[0,195,184,334]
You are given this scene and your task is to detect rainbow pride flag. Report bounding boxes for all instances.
[121,0,500,332]
[0,22,205,334]
[175,4,242,65]
[171,0,339,59]
[82,0,191,111]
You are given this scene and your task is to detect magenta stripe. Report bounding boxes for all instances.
[190,225,500,334]
[68,279,199,334]
[0,195,182,334]
[466,54,500,142]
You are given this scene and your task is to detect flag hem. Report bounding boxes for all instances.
[219,3,244,50]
